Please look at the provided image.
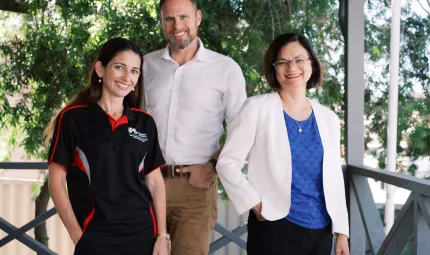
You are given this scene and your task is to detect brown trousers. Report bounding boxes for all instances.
[165,175,218,255]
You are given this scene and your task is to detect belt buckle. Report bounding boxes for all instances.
[168,165,176,178]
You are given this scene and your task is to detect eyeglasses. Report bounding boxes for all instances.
[273,57,310,71]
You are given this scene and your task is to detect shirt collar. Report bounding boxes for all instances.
[89,101,135,121]
[159,37,208,62]
[123,101,135,120]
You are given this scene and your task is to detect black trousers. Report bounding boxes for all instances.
[247,210,333,255]
[74,237,155,255]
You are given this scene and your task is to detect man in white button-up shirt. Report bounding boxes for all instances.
[142,0,247,254]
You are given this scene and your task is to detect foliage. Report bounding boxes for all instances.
[0,0,429,190]
[0,0,344,160]
[31,172,48,200]
[364,0,430,175]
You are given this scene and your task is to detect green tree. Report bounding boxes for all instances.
[364,0,430,174]
[0,0,345,159]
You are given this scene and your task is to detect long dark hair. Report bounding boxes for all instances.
[44,37,144,146]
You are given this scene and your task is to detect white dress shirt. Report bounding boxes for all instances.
[143,38,247,165]
[217,92,349,237]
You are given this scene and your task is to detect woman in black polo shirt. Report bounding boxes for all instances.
[44,38,169,255]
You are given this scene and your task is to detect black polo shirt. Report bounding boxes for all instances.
[48,103,165,243]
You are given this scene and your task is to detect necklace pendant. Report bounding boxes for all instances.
[298,128,302,132]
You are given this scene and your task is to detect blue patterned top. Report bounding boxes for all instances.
[283,110,331,229]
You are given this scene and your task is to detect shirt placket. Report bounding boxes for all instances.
[164,66,183,164]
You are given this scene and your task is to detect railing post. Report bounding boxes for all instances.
[345,0,366,253]
[351,175,385,253]
[349,178,367,255]
[414,194,430,254]
[378,194,414,254]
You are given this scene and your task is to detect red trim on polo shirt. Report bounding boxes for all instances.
[106,113,129,132]
[82,200,95,234]
[48,161,68,172]
[144,163,165,176]
[131,108,152,117]
[149,204,157,237]
[49,105,88,163]
[72,150,87,174]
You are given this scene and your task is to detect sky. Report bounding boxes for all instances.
[412,0,430,17]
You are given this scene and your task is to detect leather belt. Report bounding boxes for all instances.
[160,165,190,178]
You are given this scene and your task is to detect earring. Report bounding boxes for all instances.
[132,88,135,91]
[98,78,101,83]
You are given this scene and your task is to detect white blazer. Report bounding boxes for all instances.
[216,92,349,237]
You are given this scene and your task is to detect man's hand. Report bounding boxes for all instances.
[179,162,215,189]
[335,234,350,255]
[252,202,265,221]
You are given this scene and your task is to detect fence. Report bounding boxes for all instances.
[2,163,430,254]
[0,162,248,255]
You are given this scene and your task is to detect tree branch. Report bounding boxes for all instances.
[268,0,275,40]
[34,178,51,254]
[418,0,430,15]
[273,2,281,32]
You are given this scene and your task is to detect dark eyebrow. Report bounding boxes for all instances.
[114,62,140,70]
[276,55,308,61]
[294,55,308,59]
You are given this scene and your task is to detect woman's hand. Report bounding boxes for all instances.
[152,237,169,255]
[252,202,265,221]
[49,163,83,246]
[335,234,350,255]
[71,230,82,245]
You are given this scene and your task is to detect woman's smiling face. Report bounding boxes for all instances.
[97,50,141,99]
[274,42,313,90]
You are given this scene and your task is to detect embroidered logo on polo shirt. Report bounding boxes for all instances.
[128,128,148,143]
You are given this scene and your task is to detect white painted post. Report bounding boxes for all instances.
[385,0,401,234]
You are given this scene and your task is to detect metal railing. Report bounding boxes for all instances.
[210,223,247,253]
[0,162,247,254]
[0,162,56,254]
[2,162,430,254]
[347,165,430,255]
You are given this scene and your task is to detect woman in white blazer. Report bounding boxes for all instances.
[216,34,350,255]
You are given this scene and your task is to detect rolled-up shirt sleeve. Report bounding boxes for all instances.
[223,61,247,126]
